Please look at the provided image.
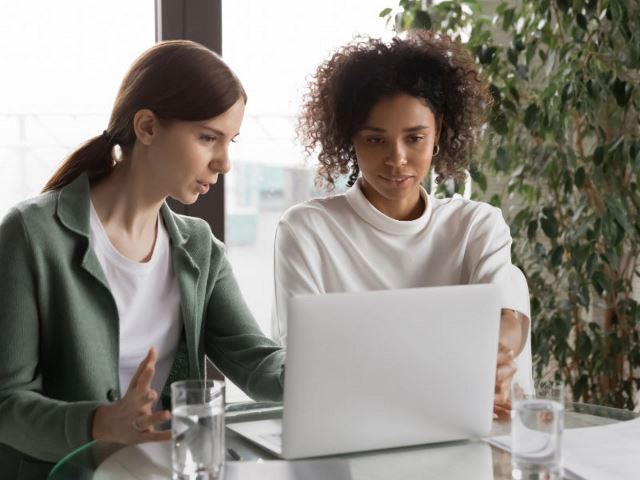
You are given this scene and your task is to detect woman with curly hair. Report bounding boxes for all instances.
[273,31,531,416]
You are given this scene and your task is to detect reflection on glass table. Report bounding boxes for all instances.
[48,401,638,480]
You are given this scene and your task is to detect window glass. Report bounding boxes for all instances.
[222,0,393,338]
[0,1,155,217]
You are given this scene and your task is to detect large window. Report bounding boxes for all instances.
[1,0,394,402]
[0,1,155,218]
[222,0,393,338]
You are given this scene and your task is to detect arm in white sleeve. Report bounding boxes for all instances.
[465,206,531,361]
[272,220,323,345]
[465,206,529,316]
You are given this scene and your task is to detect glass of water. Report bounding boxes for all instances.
[511,381,564,479]
[171,379,225,480]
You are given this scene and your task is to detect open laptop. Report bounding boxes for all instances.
[228,284,500,459]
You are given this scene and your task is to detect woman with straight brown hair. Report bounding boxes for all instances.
[0,40,284,479]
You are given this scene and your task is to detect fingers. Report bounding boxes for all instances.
[95,347,167,445]
[495,360,517,404]
[121,348,160,440]
[139,429,172,443]
[493,402,511,420]
[496,361,517,382]
[129,349,153,389]
[495,341,517,395]
[129,348,157,390]
[496,345,515,366]
[493,406,510,419]
[135,361,156,394]
[495,389,510,404]
[495,359,516,386]
[133,410,172,432]
[136,388,158,406]
[511,382,525,401]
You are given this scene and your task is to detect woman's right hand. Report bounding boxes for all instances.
[92,347,171,444]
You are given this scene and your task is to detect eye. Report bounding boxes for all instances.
[365,136,385,144]
[231,137,239,144]
[408,135,425,143]
[201,135,217,143]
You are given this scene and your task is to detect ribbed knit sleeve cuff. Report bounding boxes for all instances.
[64,401,103,450]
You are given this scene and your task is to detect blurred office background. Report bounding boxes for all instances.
[0,0,393,338]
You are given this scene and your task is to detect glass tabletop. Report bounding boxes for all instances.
[48,402,638,480]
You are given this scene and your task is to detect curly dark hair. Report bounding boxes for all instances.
[298,30,491,189]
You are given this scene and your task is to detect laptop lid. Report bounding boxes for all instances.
[281,284,500,459]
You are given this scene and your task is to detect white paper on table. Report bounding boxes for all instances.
[225,377,252,403]
[487,416,640,480]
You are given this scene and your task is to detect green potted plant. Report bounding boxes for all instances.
[381,0,640,409]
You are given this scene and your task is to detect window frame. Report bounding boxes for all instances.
[155,0,225,241]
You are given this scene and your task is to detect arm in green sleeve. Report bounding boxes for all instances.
[0,208,100,462]
[203,253,284,403]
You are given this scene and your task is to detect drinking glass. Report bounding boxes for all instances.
[171,379,225,480]
[511,381,564,479]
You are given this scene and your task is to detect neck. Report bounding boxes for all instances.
[359,180,425,221]
[90,155,165,237]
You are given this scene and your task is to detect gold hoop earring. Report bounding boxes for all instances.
[433,145,440,157]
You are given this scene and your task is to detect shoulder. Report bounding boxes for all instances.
[8,190,58,220]
[431,196,506,226]
[430,196,509,243]
[1,190,59,234]
[279,193,349,231]
[170,209,217,239]
[0,192,61,263]
[163,209,232,284]
[165,209,225,255]
[275,194,350,252]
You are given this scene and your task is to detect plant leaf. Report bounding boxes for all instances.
[574,167,586,188]
[541,214,559,239]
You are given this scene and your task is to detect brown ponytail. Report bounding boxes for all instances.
[43,133,115,192]
[43,40,246,192]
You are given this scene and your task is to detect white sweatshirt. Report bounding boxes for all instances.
[273,178,529,344]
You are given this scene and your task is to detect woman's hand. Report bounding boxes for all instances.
[493,344,516,420]
[92,347,171,444]
[492,308,526,420]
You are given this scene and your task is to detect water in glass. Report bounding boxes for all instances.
[511,398,563,478]
[172,403,224,479]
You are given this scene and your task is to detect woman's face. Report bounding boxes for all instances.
[352,93,439,219]
[148,98,245,204]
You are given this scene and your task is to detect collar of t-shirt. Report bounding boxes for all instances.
[344,177,433,235]
[89,201,168,274]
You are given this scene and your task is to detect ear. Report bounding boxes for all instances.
[133,109,158,147]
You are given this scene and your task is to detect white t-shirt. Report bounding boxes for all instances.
[89,203,182,400]
[272,178,529,344]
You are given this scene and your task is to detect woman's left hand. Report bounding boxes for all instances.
[493,344,516,420]
[92,348,171,444]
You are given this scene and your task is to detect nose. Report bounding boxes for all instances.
[384,141,408,167]
[211,146,231,175]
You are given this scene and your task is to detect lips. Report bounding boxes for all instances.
[379,174,414,187]
[197,181,210,194]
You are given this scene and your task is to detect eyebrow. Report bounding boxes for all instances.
[200,126,226,136]
[360,125,431,133]
[200,125,240,138]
